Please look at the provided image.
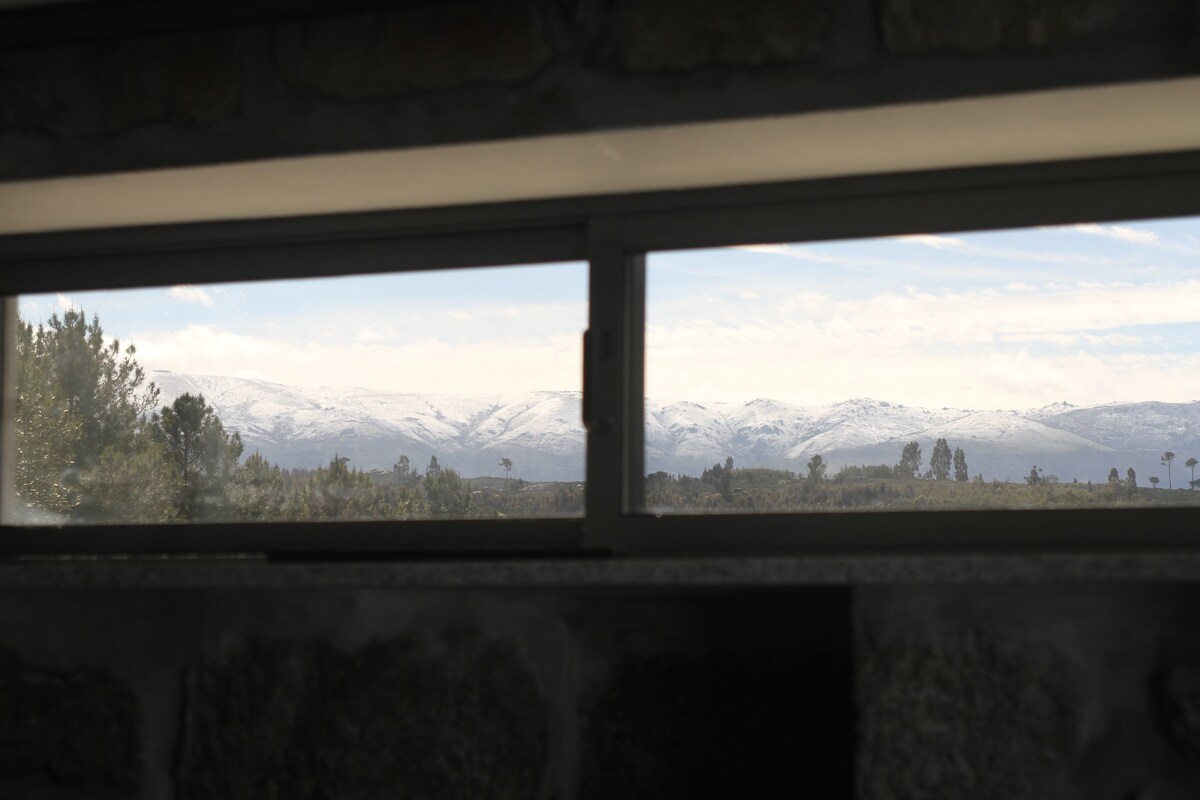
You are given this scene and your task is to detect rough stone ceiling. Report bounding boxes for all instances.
[1,77,1199,235]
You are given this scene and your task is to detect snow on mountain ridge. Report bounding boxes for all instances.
[150,371,1200,482]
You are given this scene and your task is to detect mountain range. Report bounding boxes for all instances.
[153,371,1200,485]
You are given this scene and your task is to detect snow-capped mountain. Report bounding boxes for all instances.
[152,371,1200,484]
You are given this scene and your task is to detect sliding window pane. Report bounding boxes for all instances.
[8,263,586,524]
[645,218,1200,512]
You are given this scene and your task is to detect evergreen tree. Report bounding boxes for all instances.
[14,310,158,517]
[81,427,178,522]
[230,451,287,521]
[929,438,952,481]
[806,453,826,485]
[1187,457,1198,489]
[423,463,470,518]
[701,457,734,501]
[499,457,514,487]
[1108,467,1120,485]
[1162,451,1176,489]
[952,447,968,482]
[1126,467,1137,493]
[897,441,921,479]
[152,393,243,520]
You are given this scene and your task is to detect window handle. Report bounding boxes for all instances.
[581,328,609,433]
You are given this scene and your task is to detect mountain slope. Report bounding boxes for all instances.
[152,371,1200,484]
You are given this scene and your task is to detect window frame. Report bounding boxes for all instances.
[4,149,1200,557]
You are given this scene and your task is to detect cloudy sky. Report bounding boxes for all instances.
[21,215,1200,411]
[649,217,1200,409]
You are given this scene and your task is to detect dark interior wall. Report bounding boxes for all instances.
[2,0,1198,180]
[857,584,1200,800]
[0,584,853,798]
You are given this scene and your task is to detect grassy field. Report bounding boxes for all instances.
[645,468,1200,513]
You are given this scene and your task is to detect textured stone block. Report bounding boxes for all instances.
[179,633,546,799]
[96,29,242,132]
[578,650,849,798]
[1163,663,1200,759]
[593,0,831,73]
[0,75,59,135]
[880,0,1159,53]
[0,648,140,792]
[275,1,552,100]
[858,630,1082,799]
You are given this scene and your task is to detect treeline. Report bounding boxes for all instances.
[14,310,581,523]
[646,438,1200,513]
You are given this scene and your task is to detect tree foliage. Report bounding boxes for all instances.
[1162,451,1176,489]
[152,393,244,520]
[929,438,952,481]
[806,454,826,485]
[897,441,921,479]
[953,447,968,482]
[14,310,158,518]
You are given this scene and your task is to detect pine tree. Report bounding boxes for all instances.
[806,453,826,485]
[499,457,514,487]
[929,438,952,481]
[230,451,287,521]
[424,463,471,518]
[1162,451,1176,489]
[1187,457,1198,489]
[14,310,158,518]
[898,441,921,479]
[953,447,968,482]
[152,393,243,520]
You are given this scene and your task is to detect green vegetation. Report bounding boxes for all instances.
[12,309,581,523]
[646,443,1200,513]
[12,308,1199,522]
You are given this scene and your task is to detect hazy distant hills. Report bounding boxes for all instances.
[153,371,1200,484]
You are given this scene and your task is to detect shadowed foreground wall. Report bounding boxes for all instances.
[3,577,1200,797]
[0,584,852,798]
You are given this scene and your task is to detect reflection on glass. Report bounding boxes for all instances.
[645,218,1200,512]
[8,263,587,524]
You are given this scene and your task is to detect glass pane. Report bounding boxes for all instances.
[646,218,1200,512]
[9,263,586,524]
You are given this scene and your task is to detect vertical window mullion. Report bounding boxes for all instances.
[583,217,644,549]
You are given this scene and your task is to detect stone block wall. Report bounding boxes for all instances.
[0,585,851,799]
[857,585,1200,799]
[4,579,1200,798]
[2,0,1197,180]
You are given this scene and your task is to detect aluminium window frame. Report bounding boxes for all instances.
[3,149,1200,557]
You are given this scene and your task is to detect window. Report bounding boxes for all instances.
[644,218,1200,513]
[4,151,1200,554]
[11,263,586,526]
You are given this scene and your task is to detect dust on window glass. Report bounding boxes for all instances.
[8,263,587,525]
[645,218,1200,513]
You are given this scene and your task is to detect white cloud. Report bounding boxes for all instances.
[169,285,214,307]
[56,293,75,311]
[353,326,385,343]
[646,277,1200,408]
[896,234,967,249]
[1072,223,1159,244]
[132,324,582,396]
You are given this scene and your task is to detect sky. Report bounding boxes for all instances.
[20,215,1200,410]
